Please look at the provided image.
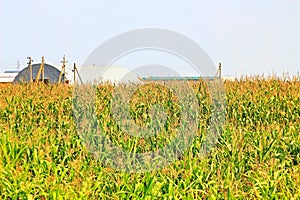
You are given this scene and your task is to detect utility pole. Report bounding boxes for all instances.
[17,60,20,70]
[214,62,222,80]
[61,55,67,79]
[35,56,45,83]
[73,63,76,84]
[58,55,67,83]
[218,62,222,79]
[72,63,83,85]
[27,57,33,82]
[42,56,44,81]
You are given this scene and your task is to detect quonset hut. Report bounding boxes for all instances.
[13,63,65,84]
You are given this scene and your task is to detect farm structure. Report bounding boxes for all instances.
[13,56,68,84]
[0,56,72,84]
[0,71,19,83]
[1,56,232,84]
[13,63,65,84]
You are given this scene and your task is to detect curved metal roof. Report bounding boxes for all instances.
[13,63,64,83]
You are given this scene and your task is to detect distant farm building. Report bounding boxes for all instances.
[0,69,20,83]
[13,63,65,84]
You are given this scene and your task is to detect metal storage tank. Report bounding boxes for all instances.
[13,63,65,83]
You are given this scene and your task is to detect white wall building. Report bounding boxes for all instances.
[0,69,19,83]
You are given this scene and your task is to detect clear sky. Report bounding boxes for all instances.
[1,0,299,77]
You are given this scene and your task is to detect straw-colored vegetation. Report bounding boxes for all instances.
[0,78,300,199]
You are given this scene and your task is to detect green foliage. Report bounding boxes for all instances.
[0,78,299,199]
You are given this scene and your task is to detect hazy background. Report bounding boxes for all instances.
[1,0,299,77]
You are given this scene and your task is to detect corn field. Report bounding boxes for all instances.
[0,78,300,199]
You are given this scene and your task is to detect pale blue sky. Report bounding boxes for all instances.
[1,0,299,76]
